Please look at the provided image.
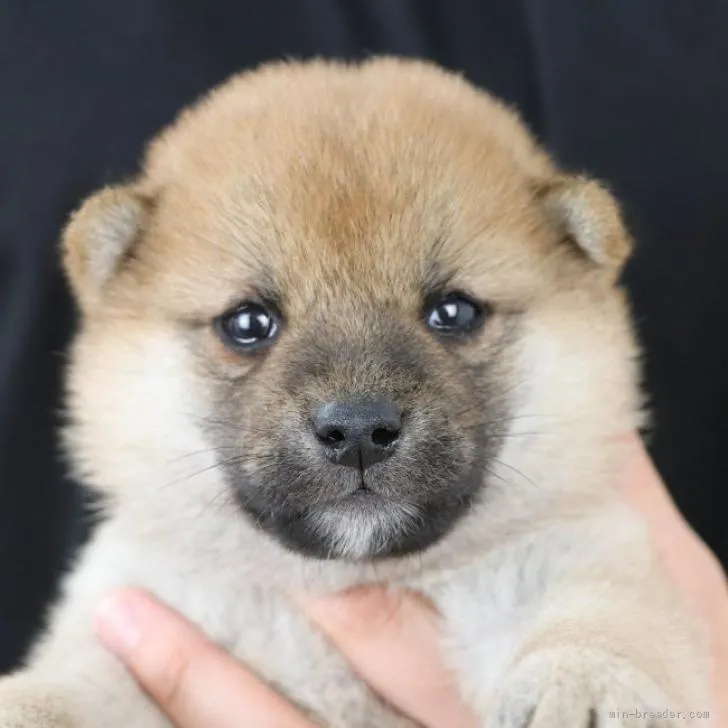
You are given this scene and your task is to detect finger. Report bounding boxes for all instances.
[616,434,689,531]
[300,587,478,728]
[95,588,315,728]
[617,434,727,595]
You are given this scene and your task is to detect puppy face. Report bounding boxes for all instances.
[62,59,636,562]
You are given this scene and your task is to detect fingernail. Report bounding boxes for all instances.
[94,592,145,655]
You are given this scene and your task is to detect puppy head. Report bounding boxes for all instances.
[62,59,637,562]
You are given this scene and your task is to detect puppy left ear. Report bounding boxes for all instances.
[539,175,633,273]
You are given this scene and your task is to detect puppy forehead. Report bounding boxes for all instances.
[141,61,553,315]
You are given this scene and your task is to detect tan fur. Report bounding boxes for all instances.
[0,58,711,727]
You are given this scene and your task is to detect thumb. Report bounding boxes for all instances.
[94,588,313,728]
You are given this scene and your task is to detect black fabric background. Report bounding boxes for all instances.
[1,1,727,672]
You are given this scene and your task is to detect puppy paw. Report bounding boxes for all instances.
[0,704,76,728]
[0,680,78,728]
[488,648,692,727]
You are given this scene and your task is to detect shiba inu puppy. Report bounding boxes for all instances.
[0,58,710,727]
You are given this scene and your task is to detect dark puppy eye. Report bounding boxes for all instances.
[426,294,487,335]
[216,302,280,350]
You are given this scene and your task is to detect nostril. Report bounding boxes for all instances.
[317,426,346,447]
[371,427,399,448]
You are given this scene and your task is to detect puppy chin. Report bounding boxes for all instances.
[241,488,479,562]
[305,495,422,560]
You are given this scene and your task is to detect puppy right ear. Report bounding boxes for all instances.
[62,185,151,313]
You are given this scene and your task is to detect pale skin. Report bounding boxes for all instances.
[94,435,728,727]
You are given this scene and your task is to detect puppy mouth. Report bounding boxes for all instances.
[311,474,392,504]
[313,483,418,520]
[236,469,481,562]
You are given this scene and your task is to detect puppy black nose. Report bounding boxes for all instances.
[313,399,402,469]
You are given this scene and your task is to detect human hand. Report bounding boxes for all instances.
[93,585,477,727]
[616,434,728,724]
